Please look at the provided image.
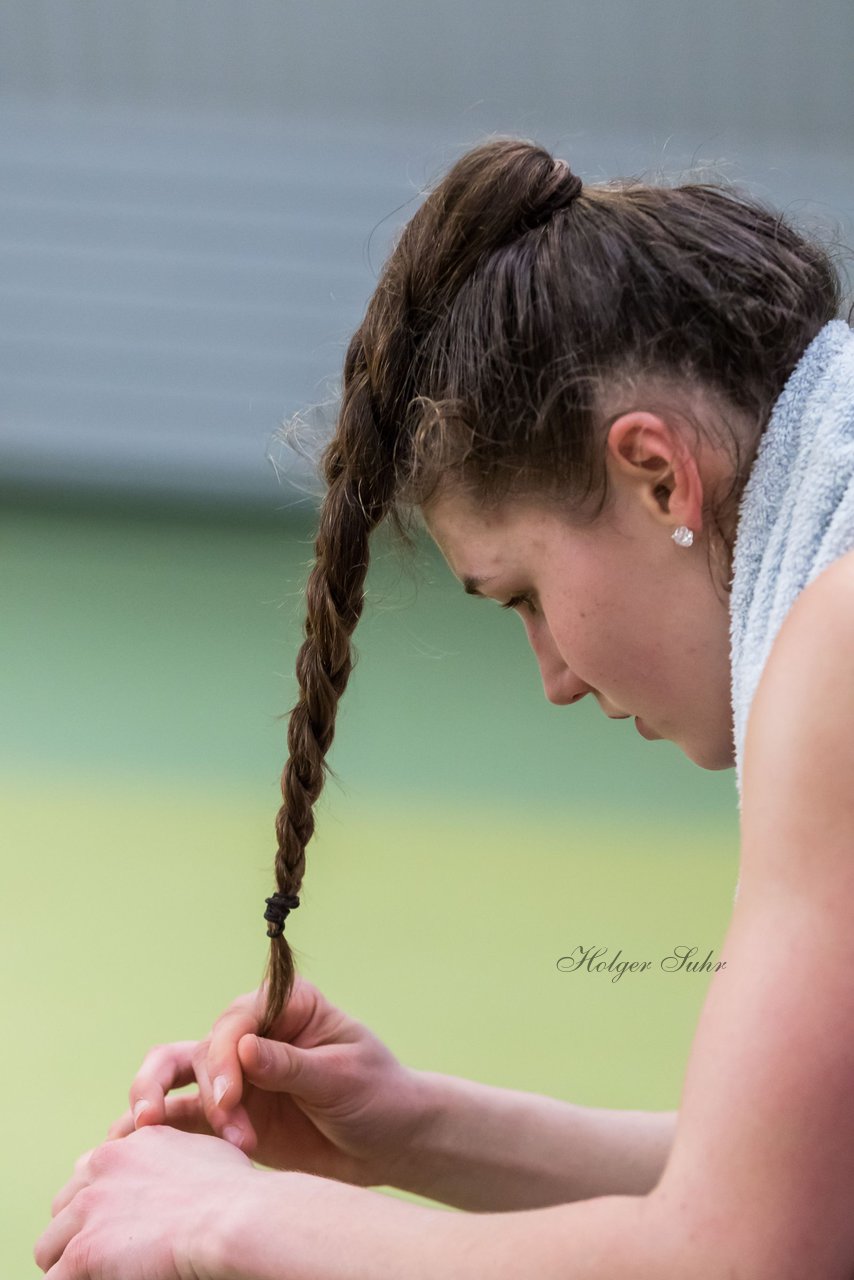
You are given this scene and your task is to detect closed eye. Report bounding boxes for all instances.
[500,593,536,614]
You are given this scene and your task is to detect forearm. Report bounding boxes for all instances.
[206,1168,675,1280]
[388,1069,676,1211]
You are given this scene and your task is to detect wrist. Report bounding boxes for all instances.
[378,1066,450,1193]
[191,1165,281,1280]
[337,1064,448,1193]
[193,1165,469,1280]
[381,1067,487,1202]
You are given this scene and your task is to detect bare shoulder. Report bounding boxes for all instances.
[646,545,854,1276]
[741,543,854,882]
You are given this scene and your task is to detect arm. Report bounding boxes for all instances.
[390,1071,677,1209]
[37,1126,677,1280]
[646,553,854,1277]
[205,1170,668,1280]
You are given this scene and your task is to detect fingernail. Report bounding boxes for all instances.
[133,1100,150,1126]
[223,1125,243,1149]
[213,1075,229,1107]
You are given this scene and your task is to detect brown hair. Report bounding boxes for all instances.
[259,135,850,1033]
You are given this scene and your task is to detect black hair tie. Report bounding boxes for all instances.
[264,892,301,939]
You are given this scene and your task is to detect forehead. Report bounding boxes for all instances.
[422,491,559,580]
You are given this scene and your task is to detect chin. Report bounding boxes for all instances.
[682,736,736,772]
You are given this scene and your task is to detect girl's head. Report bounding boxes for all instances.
[260,136,847,1031]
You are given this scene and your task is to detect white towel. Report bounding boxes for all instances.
[729,318,854,828]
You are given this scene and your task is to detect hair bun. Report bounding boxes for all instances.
[550,157,584,205]
[515,156,583,235]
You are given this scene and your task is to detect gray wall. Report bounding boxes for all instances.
[3,0,852,148]
[1,1,851,508]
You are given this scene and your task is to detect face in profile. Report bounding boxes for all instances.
[422,413,738,773]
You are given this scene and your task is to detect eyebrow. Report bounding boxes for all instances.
[462,574,496,597]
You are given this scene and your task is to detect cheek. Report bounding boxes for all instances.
[544,596,656,689]
[538,596,602,666]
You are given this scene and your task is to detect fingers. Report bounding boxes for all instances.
[190,993,269,1151]
[205,1001,262,1114]
[121,981,324,1155]
[49,1148,93,1219]
[126,1039,256,1150]
[107,1094,215,1142]
[128,1040,200,1129]
[36,1147,100,1273]
[107,1109,134,1140]
[193,1047,257,1154]
[238,1032,331,1101]
[124,996,264,1154]
[34,1199,81,1274]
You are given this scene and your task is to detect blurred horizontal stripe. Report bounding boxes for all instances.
[0,102,418,505]
[0,2,850,508]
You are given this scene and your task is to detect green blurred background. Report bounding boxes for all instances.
[4,0,846,1267]
[1,492,739,1272]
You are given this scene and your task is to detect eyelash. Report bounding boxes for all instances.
[500,594,536,614]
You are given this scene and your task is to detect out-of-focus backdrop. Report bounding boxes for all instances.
[1,1,851,1271]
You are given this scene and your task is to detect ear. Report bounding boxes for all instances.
[605,411,706,534]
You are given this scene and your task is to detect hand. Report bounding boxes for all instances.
[109,977,429,1187]
[34,1126,253,1279]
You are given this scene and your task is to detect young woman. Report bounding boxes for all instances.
[36,138,854,1279]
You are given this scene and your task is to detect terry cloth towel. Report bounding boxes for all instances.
[729,318,854,823]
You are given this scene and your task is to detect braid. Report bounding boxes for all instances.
[259,333,396,1033]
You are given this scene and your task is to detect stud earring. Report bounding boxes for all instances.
[671,525,694,547]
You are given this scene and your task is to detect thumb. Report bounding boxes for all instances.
[238,1034,319,1096]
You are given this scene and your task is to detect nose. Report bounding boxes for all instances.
[541,667,589,706]
[529,630,589,706]
[540,665,588,706]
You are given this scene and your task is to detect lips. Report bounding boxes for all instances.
[634,716,660,740]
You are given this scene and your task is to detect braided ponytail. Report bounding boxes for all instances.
[259,333,396,1033]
